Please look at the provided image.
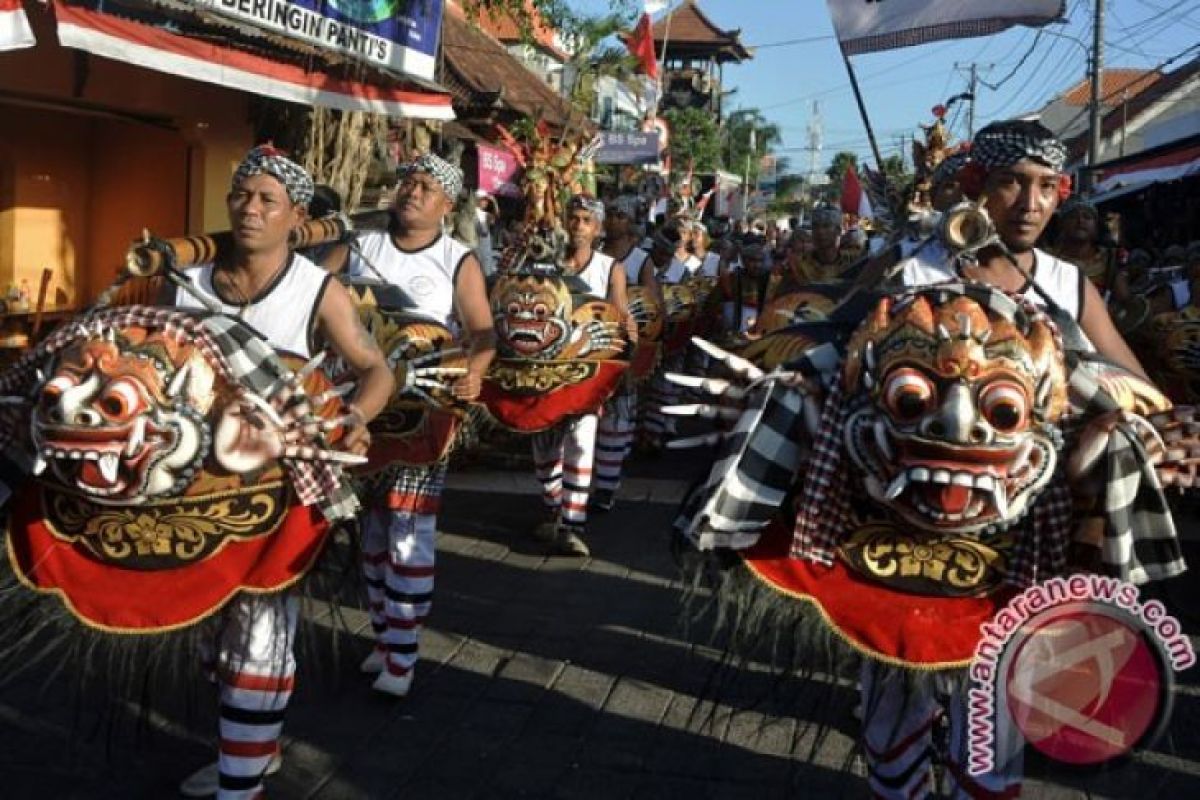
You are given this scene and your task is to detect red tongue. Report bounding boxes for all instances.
[79,460,105,487]
[938,484,972,515]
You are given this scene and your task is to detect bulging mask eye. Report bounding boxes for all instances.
[883,369,937,423]
[97,378,145,421]
[980,381,1028,432]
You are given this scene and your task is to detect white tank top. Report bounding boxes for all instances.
[660,254,701,285]
[347,231,470,328]
[175,253,330,359]
[571,251,615,298]
[620,246,650,286]
[899,242,1086,321]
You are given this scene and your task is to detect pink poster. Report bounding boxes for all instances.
[477,143,522,198]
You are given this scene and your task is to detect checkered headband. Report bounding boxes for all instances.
[400,153,464,200]
[233,145,314,207]
[610,194,641,218]
[972,120,1067,172]
[568,194,605,224]
[931,149,972,187]
[812,207,841,226]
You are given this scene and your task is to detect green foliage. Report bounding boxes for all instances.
[825,151,858,189]
[458,0,638,42]
[664,108,722,173]
[723,109,782,185]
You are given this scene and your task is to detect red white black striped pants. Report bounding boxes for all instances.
[215,594,298,799]
[861,663,1022,799]
[532,414,598,530]
[360,463,447,679]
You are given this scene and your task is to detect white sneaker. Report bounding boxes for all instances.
[360,649,385,673]
[179,752,283,798]
[371,669,413,697]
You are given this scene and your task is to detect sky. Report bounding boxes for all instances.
[573,0,1200,175]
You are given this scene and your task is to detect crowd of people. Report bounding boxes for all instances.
[3,113,1196,800]
[171,123,1195,796]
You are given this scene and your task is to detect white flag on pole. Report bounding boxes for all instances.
[826,0,1064,56]
[644,1,668,15]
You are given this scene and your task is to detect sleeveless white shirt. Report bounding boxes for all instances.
[620,246,650,286]
[572,251,615,298]
[175,253,330,359]
[699,251,722,278]
[659,254,701,285]
[347,231,470,328]
[899,242,1086,321]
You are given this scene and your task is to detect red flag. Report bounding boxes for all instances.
[624,14,658,80]
[840,167,873,218]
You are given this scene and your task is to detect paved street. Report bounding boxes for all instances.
[2,443,1200,799]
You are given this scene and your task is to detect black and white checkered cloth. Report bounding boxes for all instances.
[972,120,1067,172]
[1064,354,1185,584]
[400,153,464,200]
[233,144,314,207]
[0,306,358,522]
[931,149,972,188]
[675,380,809,550]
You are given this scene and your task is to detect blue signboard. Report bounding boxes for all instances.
[200,0,443,80]
[594,131,661,165]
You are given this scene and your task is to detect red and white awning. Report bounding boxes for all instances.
[52,2,454,120]
[0,0,35,51]
[1092,143,1200,203]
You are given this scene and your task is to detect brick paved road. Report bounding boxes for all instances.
[2,445,1199,798]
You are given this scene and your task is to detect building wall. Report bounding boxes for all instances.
[0,8,254,305]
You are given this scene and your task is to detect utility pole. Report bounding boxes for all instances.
[1088,0,1106,190]
[954,62,992,139]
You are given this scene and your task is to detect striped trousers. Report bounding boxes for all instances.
[360,463,446,680]
[861,663,1022,799]
[594,387,638,493]
[640,353,683,445]
[216,594,298,800]
[531,414,598,531]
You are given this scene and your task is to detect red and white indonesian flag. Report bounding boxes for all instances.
[826,0,1065,56]
[841,167,872,219]
[0,0,35,51]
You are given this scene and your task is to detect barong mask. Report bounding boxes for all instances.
[843,291,1068,534]
[27,312,354,506]
[493,274,573,358]
[33,328,215,503]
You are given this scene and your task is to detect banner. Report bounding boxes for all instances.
[757,154,778,203]
[595,131,661,165]
[713,170,742,218]
[56,2,454,119]
[0,0,35,51]
[476,142,522,199]
[826,0,1064,56]
[196,0,443,80]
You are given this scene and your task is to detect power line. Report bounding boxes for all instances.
[748,34,834,50]
[1049,40,1200,139]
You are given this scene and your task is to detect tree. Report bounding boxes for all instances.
[722,108,782,185]
[458,1,638,43]
[826,151,858,190]
[663,107,722,173]
[558,14,639,116]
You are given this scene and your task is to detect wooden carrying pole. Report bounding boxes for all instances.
[124,210,392,277]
